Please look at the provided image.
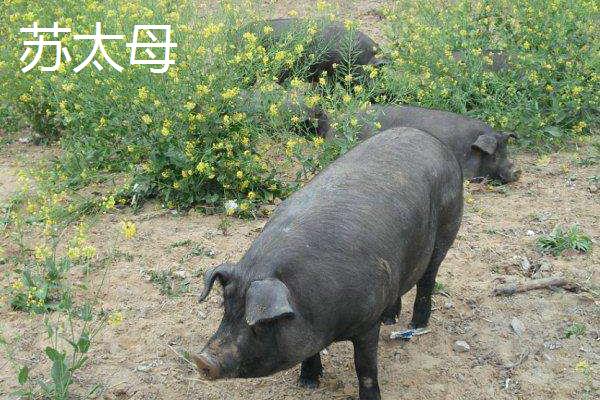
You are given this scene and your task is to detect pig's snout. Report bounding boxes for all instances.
[193,352,221,380]
[510,168,522,181]
[498,160,521,183]
[502,167,522,183]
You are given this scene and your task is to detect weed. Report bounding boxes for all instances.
[170,239,193,248]
[564,323,586,338]
[180,244,215,263]
[434,281,447,294]
[218,216,233,236]
[538,225,592,256]
[148,270,190,297]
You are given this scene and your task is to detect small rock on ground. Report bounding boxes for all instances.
[453,340,470,352]
[511,317,526,336]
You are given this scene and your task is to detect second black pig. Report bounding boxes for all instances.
[194,127,463,400]
[325,104,521,183]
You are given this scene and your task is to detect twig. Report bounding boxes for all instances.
[492,276,578,296]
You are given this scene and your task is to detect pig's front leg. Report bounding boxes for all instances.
[298,353,323,388]
[352,325,381,400]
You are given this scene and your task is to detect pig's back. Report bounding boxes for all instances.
[243,128,462,339]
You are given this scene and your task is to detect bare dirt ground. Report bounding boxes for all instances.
[1,1,599,399]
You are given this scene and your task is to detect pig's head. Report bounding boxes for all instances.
[193,263,315,380]
[470,131,521,183]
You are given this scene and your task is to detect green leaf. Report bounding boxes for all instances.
[77,333,90,353]
[544,126,562,138]
[69,355,89,372]
[45,346,62,362]
[18,366,29,385]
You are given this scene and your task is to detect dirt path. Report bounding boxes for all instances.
[1,141,598,399]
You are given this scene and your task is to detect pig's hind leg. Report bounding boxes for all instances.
[298,353,323,389]
[410,247,449,328]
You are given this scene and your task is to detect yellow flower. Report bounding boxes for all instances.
[572,121,587,133]
[196,162,208,173]
[247,191,257,200]
[221,87,240,100]
[239,201,250,212]
[291,115,300,124]
[374,121,382,130]
[236,170,244,179]
[318,77,326,86]
[138,86,149,101]
[243,31,257,43]
[342,93,352,103]
[173,181,181,190]
[536,155,551,166]
[269,103,279,116]
[82,245,96,259]
[34,245,51,261]
[11,279,24,291]
[196,84,210,96]
[274,51,286,62]
[108,311,123,326]
[313,137,325,148]
[571,86,583,96]
[353,85,363,94]
[305,95,320,108]
[344,74,354,83]
[262,25,274,35]
[122,221,137,240]
[104,196,116,210]
[161,119,171,136]
[344,19,358,29]
[290,77,303,88]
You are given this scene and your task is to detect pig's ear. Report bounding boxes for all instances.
[245,279,295,326]
[472,134,498,154]
[198,263,235,303]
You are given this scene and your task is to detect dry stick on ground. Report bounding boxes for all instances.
[492,276,579,296]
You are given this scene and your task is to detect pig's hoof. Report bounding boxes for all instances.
[298,377,320,389]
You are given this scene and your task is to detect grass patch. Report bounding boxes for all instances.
[538,225,592,256]
[148,270,190,297]
[564,323,586,339]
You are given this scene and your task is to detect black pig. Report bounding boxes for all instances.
[325,105,521,183]
[194,127,463,400]
[257,18,386,83]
